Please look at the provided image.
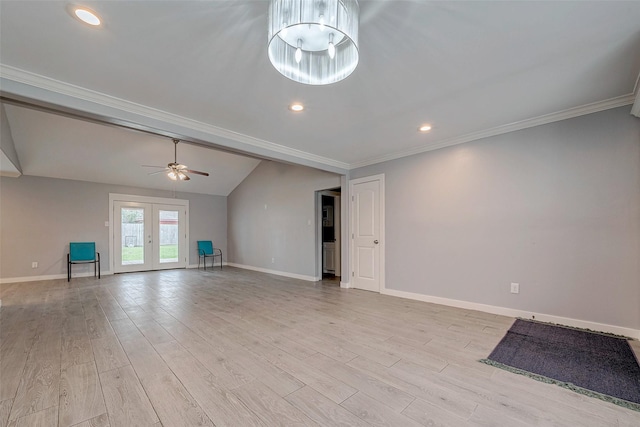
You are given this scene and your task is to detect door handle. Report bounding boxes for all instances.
[374,240,379,244]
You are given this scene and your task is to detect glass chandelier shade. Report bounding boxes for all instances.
[268,0,359,85]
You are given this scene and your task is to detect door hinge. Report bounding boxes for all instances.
[352,195,354,201]
[352,271,354,277]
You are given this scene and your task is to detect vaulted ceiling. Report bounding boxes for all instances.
[2,104,261,195]
[1,1,639,195]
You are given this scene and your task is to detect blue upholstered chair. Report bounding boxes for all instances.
[197,240,222,270]
[68,242,100,281]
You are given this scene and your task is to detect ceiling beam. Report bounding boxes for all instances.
[0,66,349,175]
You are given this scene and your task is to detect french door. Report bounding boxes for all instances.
[113,199,187,273]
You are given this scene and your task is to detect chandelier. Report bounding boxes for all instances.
[268,0,360,85]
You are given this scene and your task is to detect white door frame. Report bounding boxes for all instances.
[109,193,189,273]
[349,174,385,292]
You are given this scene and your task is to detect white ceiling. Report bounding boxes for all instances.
[1,1,639,189]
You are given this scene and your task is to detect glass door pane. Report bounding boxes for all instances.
[121,207,145,265]
[158,210,179,264]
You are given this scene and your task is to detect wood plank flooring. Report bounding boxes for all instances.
[1,268,638,426]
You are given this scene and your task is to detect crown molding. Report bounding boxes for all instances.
[2,65,634,173]
[0,65,350,172]
[349,93,636,170]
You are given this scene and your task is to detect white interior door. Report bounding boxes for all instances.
[113,201,187,273]
[351,176,383,292]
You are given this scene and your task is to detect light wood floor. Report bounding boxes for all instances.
[1,268,638,427]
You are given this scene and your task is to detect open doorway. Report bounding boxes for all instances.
[316,188,341,282]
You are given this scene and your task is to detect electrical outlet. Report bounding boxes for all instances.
[32,262,38,269]
[271,257,275,263]
[510,282,519,294]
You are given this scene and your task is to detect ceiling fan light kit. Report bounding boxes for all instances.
[167,169,189,181]
[267,0,359,85]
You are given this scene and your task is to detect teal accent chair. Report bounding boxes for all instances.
[197,240,222,270]
[68,242,100,281]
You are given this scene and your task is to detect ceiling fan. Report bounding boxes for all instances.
[143,139,209,181]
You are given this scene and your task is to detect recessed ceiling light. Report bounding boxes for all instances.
[418,124,432,132]
[73,7,101,26]
[289,103,304,112]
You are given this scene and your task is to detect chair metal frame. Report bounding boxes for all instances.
[68,242,100,281]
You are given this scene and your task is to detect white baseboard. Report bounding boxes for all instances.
[381,288,640,340]
[340,281,351,289]
[226,263,319,282]
[0,270,112,284]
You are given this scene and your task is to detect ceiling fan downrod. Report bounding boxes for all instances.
[173,139,179,164]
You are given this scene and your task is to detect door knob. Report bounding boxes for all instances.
[374,240,379,244]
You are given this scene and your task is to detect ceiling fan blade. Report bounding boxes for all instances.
[185,169,209,177]
[182,174,191,181]
[142,165,167,169]
[148,169,169,176]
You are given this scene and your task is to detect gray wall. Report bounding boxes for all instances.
[227,161,341,278]
[0,175,226,279]
[351,106,640,330]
